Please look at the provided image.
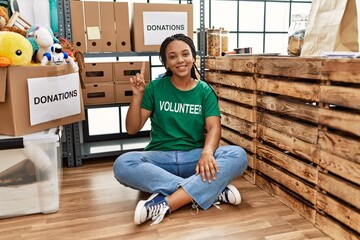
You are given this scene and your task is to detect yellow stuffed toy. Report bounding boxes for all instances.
[0,31,33,66]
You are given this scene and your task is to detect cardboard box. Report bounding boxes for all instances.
[0,64,85,136]
[0,128,61,218]
[69,0,86,53]
[99,1,117,52]
[84,1,102,52]
[83,82,115,105]
[70,1,130,53]
[114,2,131,52]
[132,3,194,52]
[113,61,150,83]
[115,82,133,104]
[83,62,114,83]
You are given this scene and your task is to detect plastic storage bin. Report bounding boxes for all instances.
[0,128,62,218]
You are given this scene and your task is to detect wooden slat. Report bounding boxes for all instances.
[319,108,360,138]
[256,174,316,224]
[221,127,256,154]
[317,172,360,210]
[205,57,255,73]
[317,192,360,233]
[257,77,320,102]
[257,95,319,124]
[320,85,360,110]
[318,130,360,164]
[221,112,256,138]
[214,85,256,106]
[257,143,318,184]
[243,169,256,184]
[246,153,255,170]
[320,150,360,185]
[257,160,317,204]
[321,59,360,84]
[206,72,256,90]
[316,213,360,240]
[219,139,229,146]
[257,125,319,164]
[257,112,318,144]
[255,57,322,80]
[219,99,256,122]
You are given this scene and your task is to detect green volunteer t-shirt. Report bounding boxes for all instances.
[141,76,220,151]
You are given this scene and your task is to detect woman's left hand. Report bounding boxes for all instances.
[196,152,219,183]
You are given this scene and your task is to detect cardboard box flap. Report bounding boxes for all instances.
[0,67,7,102]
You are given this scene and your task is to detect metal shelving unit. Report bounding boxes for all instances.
[58,0,77,167]
[60,0,205,167]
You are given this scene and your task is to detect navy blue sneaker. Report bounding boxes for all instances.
[218,184,241,205]
[134,193,170,225]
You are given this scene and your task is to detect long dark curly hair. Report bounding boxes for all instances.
[159,33,198,79]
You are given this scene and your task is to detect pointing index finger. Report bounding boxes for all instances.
[140,61,146,76]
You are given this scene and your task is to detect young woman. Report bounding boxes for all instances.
[113,33,248,225]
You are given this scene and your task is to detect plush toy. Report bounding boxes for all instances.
[0,6,7,28]
[0,6,27,37]
[58,37,85,88]
[41,43,79,72]
[0,31,32,66]
[26,25,59,63]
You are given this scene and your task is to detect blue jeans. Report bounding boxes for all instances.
[113,145,248,210]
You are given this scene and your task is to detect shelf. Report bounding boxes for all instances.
[80,137,150,159]
[84,52,160,58]
[61,0,206,166]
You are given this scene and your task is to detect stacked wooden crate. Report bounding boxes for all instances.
[255,57,322,226]
[205,57,257,183]
[316,59,360,239]
[205,56,360,240]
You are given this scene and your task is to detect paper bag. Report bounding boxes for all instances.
[301,0,359,56]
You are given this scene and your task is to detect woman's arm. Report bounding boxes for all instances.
[126,96,152,135]
[196,116,221,182]
[125,62,152,134]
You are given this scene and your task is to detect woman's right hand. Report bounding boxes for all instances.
[129,61,146,95]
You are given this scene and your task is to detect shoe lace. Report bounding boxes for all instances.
[149,202,169,226]
[212,189,227,210]
[212,201,223,210]
[218,189,227,203]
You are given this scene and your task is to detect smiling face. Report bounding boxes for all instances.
[165,39,195,79]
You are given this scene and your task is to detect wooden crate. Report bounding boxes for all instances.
[206,56,360,239]
[205,56,255,73]
[255,57,321,223]
[315,58,360,240]
[206,56,257,183]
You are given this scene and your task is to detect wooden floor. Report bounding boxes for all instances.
[0,157,333,240]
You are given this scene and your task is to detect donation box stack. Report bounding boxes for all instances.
[0,64,85,218]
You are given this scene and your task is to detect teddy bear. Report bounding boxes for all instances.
[0,6,27,37]
[0,6,7,28]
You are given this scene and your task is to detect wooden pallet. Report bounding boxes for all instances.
[206,57,257,183]
[206,56,360,240]
[316,59,360,239]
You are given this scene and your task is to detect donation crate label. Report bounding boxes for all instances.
[143,11,188,45]
[27,72,81,125]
